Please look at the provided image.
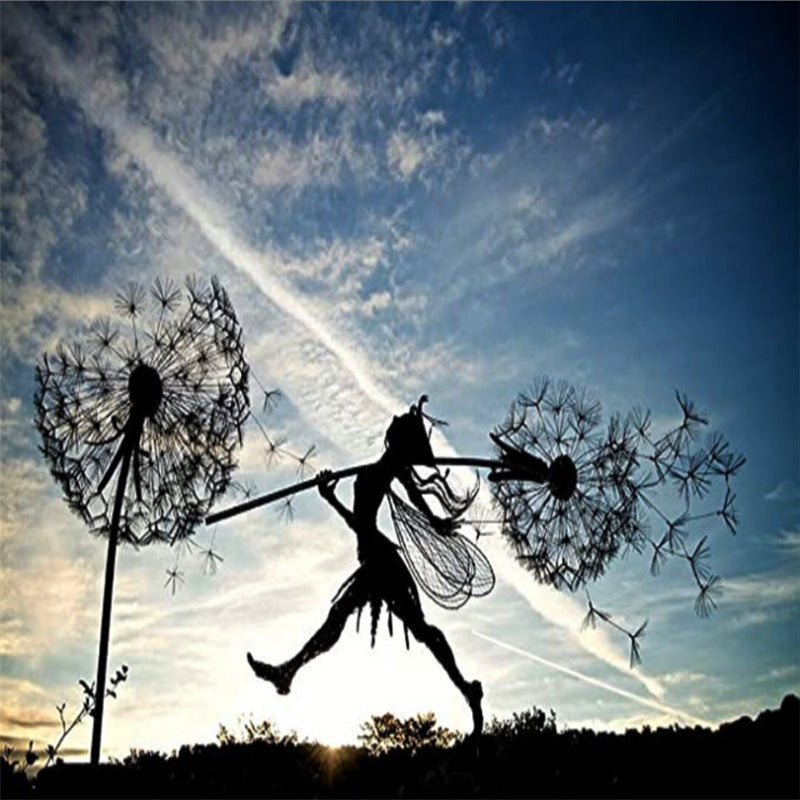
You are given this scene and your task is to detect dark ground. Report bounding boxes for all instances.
[4,695,798,799]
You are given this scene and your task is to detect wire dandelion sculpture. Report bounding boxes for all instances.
[489,376,744,665]
[34,275,250,764]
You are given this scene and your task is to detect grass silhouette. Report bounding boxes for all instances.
[5,695,797,799]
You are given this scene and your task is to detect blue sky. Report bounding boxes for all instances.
[1,2,798,758]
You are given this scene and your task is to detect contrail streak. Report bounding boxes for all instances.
[473,630,711,727]
[21,13,670,703]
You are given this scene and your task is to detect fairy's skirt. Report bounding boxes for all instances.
[333,530,421,647]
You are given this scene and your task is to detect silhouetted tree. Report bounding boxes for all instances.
[358,711,457,754]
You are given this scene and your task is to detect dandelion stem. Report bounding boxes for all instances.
[90,433,133,766]
[206,456,530,525]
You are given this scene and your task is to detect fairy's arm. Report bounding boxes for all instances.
[317,469,357,532]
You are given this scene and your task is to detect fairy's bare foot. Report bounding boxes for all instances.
[246,652,292,695]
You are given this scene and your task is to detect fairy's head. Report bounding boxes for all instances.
[384,396,435,467]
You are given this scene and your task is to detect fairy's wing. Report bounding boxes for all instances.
[388,490,495,609]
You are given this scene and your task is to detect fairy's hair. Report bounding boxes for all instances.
[384,396,435,466]
[384,396,477,521]
[382,398,487,608]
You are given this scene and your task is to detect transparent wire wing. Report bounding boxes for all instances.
[388,491,495,609]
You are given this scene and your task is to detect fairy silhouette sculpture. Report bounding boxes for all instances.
[247,397,492,736]
[208,378,743,735]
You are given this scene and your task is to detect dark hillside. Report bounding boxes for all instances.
[5,695,797,799]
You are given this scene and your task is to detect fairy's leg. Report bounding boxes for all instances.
[400,608,483,737]
[247,575,366,695]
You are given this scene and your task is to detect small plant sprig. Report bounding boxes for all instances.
[42,665,130,768]
[2,741,39,775]
[0,665,129,776]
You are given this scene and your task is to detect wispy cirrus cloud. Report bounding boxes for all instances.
[659,670,708,687]
[252,129,375,191]
[540,60,583,87]
[0,284,114,363]
[386,113,471,188]
[473,631,707,725]
[264,67,358,110]
[723,573,800,607]
[765,481,799,503]
[754,665,800,685]
[4,4,677,707]
[4,1,795,752]
[773,529,800,554]
[0,60,88,285]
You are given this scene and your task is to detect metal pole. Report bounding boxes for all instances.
[90,441,132,766]
[205,455,539,526]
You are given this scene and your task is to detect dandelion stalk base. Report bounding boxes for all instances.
[90,439,132,766]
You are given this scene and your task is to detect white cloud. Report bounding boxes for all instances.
[0,553,98,657]
[2,398,21,415]
[723,573,800,607]
[471,184,628,288]
[0,283,114,362]
[387,130,429,180]
[773,529,800,553]
[539,61,582,87]
[0,461,102,657]
[472,631,706,725]
[729,610,776,630]
[1,58,89,283]
[360,290,392,317]
[659,670,708,687]
[765,481,799,503]
[135,3,294,117]
[557,62,582,85]
[754,665,800,684]
[263,67,357,110]
[481,6,514,50]
[253,127,375,191]
[528,111,615,145]
[419,109,446,128]
[386,124,471,187]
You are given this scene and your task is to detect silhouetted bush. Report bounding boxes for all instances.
[359,711,458,754]
[19,695,799,799]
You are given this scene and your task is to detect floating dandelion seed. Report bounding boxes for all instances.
[233,479,258,500]
[264,434,287,467]
[468,503,498,542]
[262,388,283,413]
[490,376,744,657]
[173,535,200,559]
[164,564,185,596]
[34,275,250,764]
[201,546,224,576]
[295,444,317,478]
[278,496,295,523]
[200,528,224,576]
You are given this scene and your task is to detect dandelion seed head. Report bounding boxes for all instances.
[491,375,744,606]
[34,276,250,548]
